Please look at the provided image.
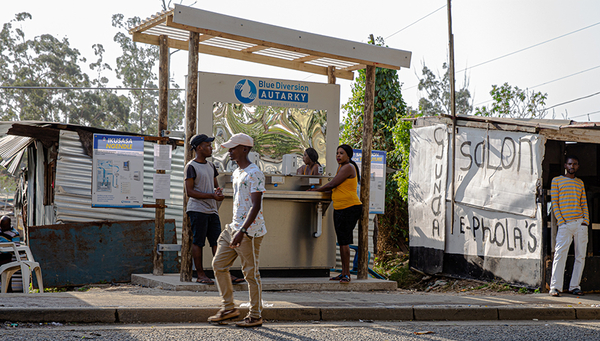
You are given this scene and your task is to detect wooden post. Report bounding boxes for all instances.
[180,32,199,282]
[153,35,169,276]
[358,64,376,280]
[327,66,336,84]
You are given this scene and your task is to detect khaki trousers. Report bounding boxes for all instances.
[212,225,264,319]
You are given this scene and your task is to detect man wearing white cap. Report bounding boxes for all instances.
[208,133,267,328]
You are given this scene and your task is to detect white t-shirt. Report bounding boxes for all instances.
[230,163,267,237]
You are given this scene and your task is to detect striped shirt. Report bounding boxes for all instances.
[551,175,589,226]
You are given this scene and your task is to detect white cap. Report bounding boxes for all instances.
[221,133,254,148]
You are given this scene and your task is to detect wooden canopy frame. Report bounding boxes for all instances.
[130,4,412,281]
[130,4,411,80]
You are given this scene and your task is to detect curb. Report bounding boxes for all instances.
[1,306,599,323]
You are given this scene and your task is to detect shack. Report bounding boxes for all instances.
[0,121,184,286]
[409,115,600,290]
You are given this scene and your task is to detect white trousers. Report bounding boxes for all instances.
[550,219,588,292]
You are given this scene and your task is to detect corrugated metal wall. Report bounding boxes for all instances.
[54,131,185,241]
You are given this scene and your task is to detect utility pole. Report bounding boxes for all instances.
[447,0,457,234]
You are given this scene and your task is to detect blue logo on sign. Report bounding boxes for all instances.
[234,79,257,104]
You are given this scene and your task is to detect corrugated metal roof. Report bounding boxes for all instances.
[54,131,185,241]
[418,115,600,131]
[0,135,32,175]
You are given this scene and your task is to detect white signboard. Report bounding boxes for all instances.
[453,127,543,217]
[353,150,386,214]
[92,134,144,208]
[446,203,541,259]
[153,144,172,170]
[409,125,448,249]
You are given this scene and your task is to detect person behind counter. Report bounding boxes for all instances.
[309,144,362,284]
[296,147,321,176]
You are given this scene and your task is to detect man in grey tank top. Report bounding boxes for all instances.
[184,134,225,284]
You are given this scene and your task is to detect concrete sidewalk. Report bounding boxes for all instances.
[1,275,599,324]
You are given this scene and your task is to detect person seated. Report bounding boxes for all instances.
[0,215,20,292]
[296,147,321,176]
[0,215,20,265]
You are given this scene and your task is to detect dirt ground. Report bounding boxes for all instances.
[397,276,532,295]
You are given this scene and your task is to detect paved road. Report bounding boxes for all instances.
[2,321,600,340]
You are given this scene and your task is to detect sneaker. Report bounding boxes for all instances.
[208,308,240,322]
[549,288,560,297]
[571,288,584,296]
[235,316,263,328]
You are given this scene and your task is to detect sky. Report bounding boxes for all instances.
[2,0,600,122]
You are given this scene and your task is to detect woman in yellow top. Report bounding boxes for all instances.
[296,147,321,176]
[309,144,362,283]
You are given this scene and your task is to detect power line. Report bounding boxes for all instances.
[385,5,446,40]
[0,86,185,91]
[545,91,600,110]
[456,21,600,74]
[473,64,600,107]
[405,21,600,91]
[570,110,600,119]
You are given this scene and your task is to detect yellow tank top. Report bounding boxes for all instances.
[332,166,362,210]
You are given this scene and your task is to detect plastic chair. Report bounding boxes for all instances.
[0,242,44,293]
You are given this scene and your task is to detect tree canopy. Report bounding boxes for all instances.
[475,82,547,118]
[0,12,184,134]
[340,35,411,253]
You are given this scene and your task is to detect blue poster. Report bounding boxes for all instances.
[352,149,386,214]
[92,134,145,208]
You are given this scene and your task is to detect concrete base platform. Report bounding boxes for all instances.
[131,273,397,292]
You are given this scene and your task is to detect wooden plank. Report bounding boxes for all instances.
[540,127,600,143]
[171,4,411,69]
[166,19,402,71]
[341,64,366,72]
[241,45,268,53]
[293,55,320,62]
[128,10,172,35]
[133,33,355,80]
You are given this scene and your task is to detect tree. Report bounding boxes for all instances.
[0,13,134,130]
[0,13,92,122]
[112,14,185,135]
[417,62,472,116]
[340,36,410,254]
[475,82,547,118]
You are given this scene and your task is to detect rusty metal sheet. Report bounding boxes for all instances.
[28,219,178,287]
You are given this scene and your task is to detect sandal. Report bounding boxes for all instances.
[196,277,214,285]
[339,275,351,283]
[572,288,584,296]
[329,274,343,281]
[232,276,246,284]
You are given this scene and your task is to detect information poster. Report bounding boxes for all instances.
[352,149,386,214]
[92,134,144,208]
